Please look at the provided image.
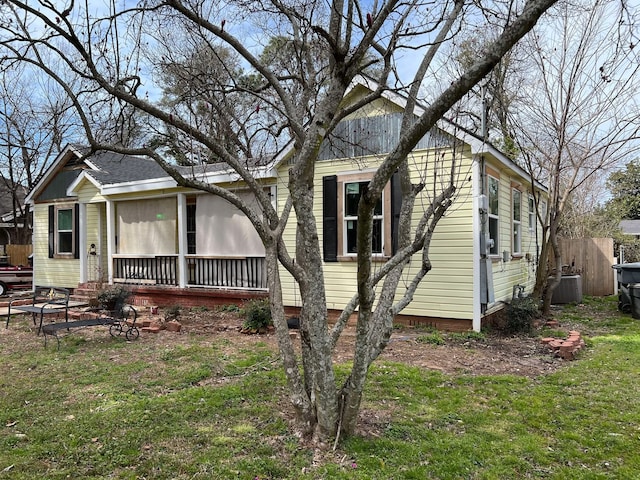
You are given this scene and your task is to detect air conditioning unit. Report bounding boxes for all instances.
[551,275,583,304]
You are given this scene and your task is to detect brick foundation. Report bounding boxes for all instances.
[75,284,268,310]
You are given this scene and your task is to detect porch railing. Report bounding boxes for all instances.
[186,256,267,289]
[112,255,267,290]
[113,255,178,286]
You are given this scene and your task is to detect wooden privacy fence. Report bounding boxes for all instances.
[558,238,614,297]
[5,244,32,266]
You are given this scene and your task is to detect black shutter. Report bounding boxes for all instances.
[391,171,402,254]
[48,205,55,258]
[74,203,80,259]
[323,175,338,262]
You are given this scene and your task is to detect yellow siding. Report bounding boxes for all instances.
[32,203,80,288]
[277,146,477,320]
[486,162,542,304]
[76,179,107,203]
[72,181,108,282]
[341,86,403,118]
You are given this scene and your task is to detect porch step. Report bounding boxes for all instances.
[70,282,103,306]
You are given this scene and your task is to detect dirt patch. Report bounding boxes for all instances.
[141,308,564,378]
[0,305,565,378]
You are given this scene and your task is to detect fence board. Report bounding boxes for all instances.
[559,238,614,297]
[5,244,32,267]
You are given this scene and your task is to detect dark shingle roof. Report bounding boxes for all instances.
[0,177,27,216]
[84,151,169,185]
[620,220,640,236]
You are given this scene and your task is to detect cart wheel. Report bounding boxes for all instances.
[618,301,624,311]
[109,323,123,337]
[622,303,632,314]
[125,327,139,341]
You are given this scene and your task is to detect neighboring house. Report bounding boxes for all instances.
[0,177,30,252]
[619,219,640,239]
[26,79,547,331]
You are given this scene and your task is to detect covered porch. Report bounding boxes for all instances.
[77,190,270,292]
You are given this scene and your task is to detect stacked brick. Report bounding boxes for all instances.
[541,330,584,360]
[140,318,182,334]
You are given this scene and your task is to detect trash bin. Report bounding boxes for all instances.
[630,284,640,319]
[612,263,640,313]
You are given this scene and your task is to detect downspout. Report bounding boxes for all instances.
[473,155,486,332]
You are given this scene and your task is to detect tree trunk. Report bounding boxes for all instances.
[265,245,315,435]
[542,217,563,317]
[289,160,340,442]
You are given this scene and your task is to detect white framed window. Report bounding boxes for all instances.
[512,189,522,255]
[528,195,535,232]
[343,181,384,255]
[56,207,74,255]
[487,175,499,256]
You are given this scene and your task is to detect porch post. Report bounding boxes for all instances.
[78,202,88,284]
[177,193,187,288]
[106,199,115,284]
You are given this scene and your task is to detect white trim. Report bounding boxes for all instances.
[106,200,115,283]
[487,175,500,256]
[177,193,187,288]
[26,144,84,204]
[99,178,178,195]
[68,166,278,197]
[512,189,522,255]
[66,171,103,196]
[79,203,88,284]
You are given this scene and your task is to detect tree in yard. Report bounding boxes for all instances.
[442,29,529,159]
[605,160,640,221]
[0,63,81,244]
[594,159,640,263]
[508,0,640,316]
[0,0,558,441]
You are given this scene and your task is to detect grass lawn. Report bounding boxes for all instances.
[1,296,639,479]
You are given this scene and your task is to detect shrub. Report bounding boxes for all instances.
[416,331,445,345]
[505,296,540,334]
[217,304,241,313]
[164,304,182,322]
[242,299,272,330]
[96,285,131,310]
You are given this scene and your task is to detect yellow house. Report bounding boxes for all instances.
[25,81,546,331]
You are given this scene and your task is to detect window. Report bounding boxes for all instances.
[48,204,78,258]
[528,195,535,231]
[343,181,383,254]
[487,176,499,255]
[512,189,522,254]
[186,203,196,255]
[57,208,73,254]
[322,173,394,261]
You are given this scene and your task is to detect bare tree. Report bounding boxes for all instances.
[509,0,640,315]
[0,0,558,441]
[0,64,80,243]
